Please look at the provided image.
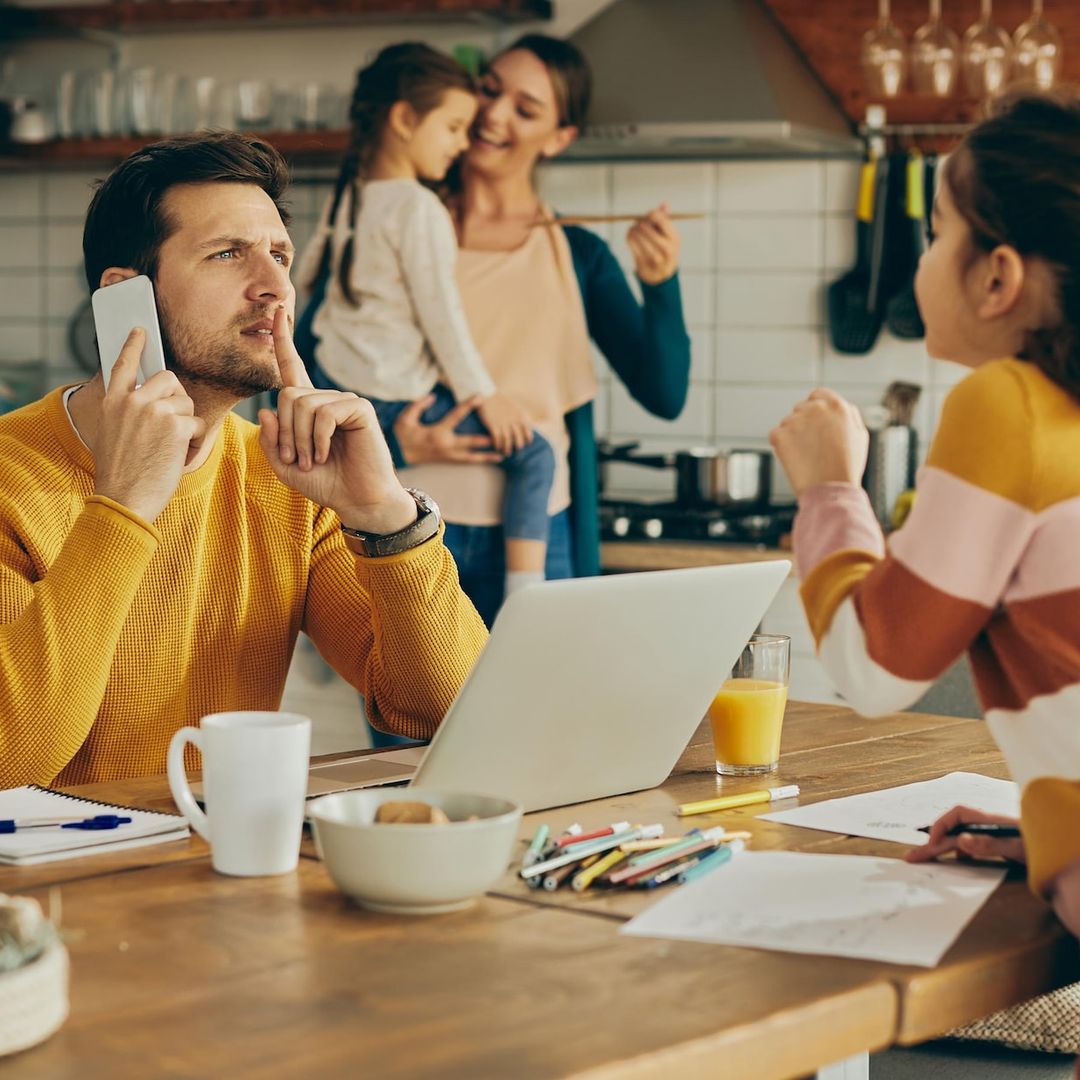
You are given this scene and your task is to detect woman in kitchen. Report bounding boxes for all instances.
[382,33,692,626]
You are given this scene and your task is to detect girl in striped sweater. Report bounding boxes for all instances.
[770,93,1080,946]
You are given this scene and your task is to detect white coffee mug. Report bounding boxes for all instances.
[168,711,311,877]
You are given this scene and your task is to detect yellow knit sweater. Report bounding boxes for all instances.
[0,387,488,788]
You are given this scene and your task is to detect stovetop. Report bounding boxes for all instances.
[599,498,796,545]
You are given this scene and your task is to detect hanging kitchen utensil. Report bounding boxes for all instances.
[827,157,884,355]
[886,150,927,339]
[865,152,893,321]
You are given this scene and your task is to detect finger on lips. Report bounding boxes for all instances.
[272,304,313,391]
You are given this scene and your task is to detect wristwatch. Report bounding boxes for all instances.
[340,488,441,557]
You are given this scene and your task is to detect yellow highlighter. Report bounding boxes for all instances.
[677,784,800,818]
[572,847,627,892]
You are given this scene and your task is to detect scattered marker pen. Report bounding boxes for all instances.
[677,785,800,818]
[610,828,728,886]
[678,839,745,884]
[522,824,550,868]
[572,849,626,892]
[520,824,664,881]
[556,821,630,849]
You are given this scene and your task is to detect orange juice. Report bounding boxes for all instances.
[708,677,788,773]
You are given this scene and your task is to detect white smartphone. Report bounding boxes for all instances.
[91,275,168,391]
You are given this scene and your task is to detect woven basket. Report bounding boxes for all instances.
[0,939,69,1057]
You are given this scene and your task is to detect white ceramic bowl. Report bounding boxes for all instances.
[309,789,522,915]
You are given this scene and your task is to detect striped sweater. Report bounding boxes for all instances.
[795,358,1080,899]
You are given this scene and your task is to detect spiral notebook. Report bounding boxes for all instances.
[0,785,190,865]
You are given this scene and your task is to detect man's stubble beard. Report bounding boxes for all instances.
[158,303,283,399]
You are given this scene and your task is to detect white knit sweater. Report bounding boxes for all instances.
[296,178,496,403]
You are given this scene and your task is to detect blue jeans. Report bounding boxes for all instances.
[444,509,575,629]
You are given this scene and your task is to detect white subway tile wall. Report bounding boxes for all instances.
[1,157,962,478]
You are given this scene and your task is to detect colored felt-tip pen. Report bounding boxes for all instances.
[556,821,630,849]
[571,848,628,892]
[610,828,729,886]
[519,824,664,880]
[560,827,642,858]
[676,785,800,818]
[522,824,550,868]
[678,838,746,884]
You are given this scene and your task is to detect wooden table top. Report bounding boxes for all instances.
[3,703,1076,1079]
[601,540,793,574]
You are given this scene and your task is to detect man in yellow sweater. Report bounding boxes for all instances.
[0,132,487,788]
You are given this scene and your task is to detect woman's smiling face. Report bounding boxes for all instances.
[467,49,576,181]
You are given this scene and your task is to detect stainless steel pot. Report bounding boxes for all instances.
[598,443,772,508]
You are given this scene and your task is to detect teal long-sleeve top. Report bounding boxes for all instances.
[562,224,691,577]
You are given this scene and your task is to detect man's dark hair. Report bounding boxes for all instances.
[82,131,291,293]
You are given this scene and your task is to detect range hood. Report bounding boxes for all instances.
[565,0,860,160]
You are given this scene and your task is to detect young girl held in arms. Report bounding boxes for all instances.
[297,43,555,599]
[771,92,1080,1042]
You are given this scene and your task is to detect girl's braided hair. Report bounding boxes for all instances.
[313,43,475,306]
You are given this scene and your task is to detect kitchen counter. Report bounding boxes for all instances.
[601,540,793,574]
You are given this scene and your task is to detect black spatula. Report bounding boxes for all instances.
[828,158,884,355]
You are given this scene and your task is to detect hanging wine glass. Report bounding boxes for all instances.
[961,0,1014,99]
[861,0,908,99]
[1013,0,1063,89]
[911,0,961,96]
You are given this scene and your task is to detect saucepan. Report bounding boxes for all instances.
[599,443,772,508]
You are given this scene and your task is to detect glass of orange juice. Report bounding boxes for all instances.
[708,634,790,776]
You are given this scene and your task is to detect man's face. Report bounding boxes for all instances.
[152,182,296,397]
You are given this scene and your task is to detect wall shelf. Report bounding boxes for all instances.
[0,130,351,170]
[0,0,551,37]
[762,0,1079,138]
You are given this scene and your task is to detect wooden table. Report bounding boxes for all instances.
[4,704,1076,1080]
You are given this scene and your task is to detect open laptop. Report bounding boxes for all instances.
[305,560,790,812]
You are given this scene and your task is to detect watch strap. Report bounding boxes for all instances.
[341,489,440,557]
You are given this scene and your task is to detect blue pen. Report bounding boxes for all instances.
[0,815,132,833]
[678,839,745,884]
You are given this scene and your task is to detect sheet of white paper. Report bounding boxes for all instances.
[621,851,1006,967]
[758,771,1019,847]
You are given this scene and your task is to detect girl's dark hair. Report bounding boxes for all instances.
[82,131,290,293]
[316,43,475,306]
[505,34,592,131]
[945,91,1080,398]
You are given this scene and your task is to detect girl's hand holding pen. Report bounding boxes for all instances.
[906,804,1026,866]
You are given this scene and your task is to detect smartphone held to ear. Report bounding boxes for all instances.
[91,275,168,391]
